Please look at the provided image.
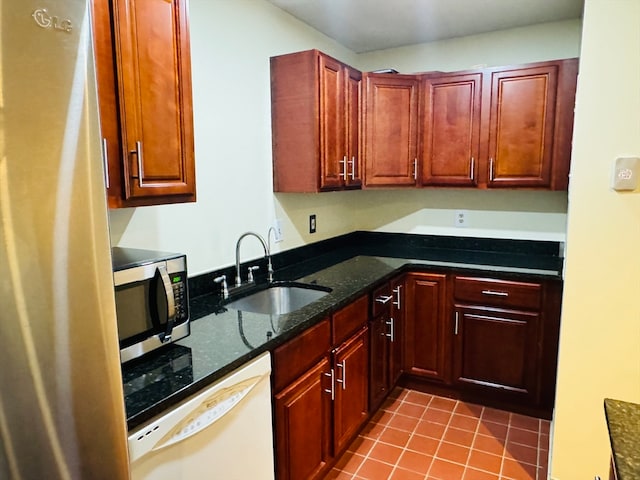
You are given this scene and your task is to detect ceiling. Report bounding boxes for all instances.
[265,0,584,53]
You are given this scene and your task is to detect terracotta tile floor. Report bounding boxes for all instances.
[324,388,550,480]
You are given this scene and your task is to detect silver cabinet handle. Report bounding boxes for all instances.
[323,369,335,400]
[481,290,509,297]
[339,156,347,178]
[375,295,393,304]
[336,360,346,390]
[102,138,110,188]
[385,317,395,342]
[348,156,356,180]
[454,311,459,335]
[470,157,475,181]
[413,158,418,180]
[131,140,145,185]
[393,285,402,310]
[489,157,494,181]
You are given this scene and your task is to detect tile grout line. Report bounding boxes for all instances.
[390,392,435,479]
[499,412,513,479]
[463,400,486,479]
[424,397,458,480]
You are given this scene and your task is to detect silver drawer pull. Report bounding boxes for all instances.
[392,285,402,309]
[336,361,346,390]
[481,290,509,297]
[375,295,393,304]
[323,370,335,401]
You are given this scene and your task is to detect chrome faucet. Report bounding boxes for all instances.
[235,232,270,287]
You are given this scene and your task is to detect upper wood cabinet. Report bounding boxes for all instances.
[269,50,578,192]
[422,73,482,186]
[363,74,420,187]
[91,0,196,208]
[271,50,362,192]
[486,64,558,188]
[420,59,578,190]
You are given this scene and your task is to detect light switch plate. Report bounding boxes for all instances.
[611,157,639,191]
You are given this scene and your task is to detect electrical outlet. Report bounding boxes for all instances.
[272,219,283,243]
[455,210,468,227]
[309,214,316,234]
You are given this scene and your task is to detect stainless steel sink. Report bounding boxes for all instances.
[224,282,331,315]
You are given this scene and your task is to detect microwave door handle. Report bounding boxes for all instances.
[156,265,176,343]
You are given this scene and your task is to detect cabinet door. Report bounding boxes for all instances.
[112,0,195,202]
[91,0,123,208]
[369,315,390,412]
[452,306,540,402]
[364,74,419,187]
[345,67,362,187]
[422,73,482,186]
[487,65,558,188]
[274,357,333,480]
[333,328,369,455]
[404,273,449,383]
[319,55,346,190]
[389,277,405,385]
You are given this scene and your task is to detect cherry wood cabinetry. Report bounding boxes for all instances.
[390,277,405,385]
[271,50,362,192]
[401,272,562,417]
[486,64,559,188]
[274,356,332,480]
[369,279,404,411]
[403,272,449,383]
[332,328,368,454]
[270,50,577,192]
[451,276,559,408]
[422,73,482,186]
[91,0,196,208]
[420,59,578,190]
[363,74,420,187]
[272,296,369,480]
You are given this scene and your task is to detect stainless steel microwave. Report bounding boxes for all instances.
[112,247,190,363]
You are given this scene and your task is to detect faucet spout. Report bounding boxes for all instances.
[235,232,269,287]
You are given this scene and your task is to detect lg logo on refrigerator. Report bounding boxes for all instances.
[32,8,73,33]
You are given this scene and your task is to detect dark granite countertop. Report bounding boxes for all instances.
[122,235,564,431]
[605,398,640,479]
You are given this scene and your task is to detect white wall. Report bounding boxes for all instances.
[550,1,640,478]
[356,19,582,72]
[109,2,581,276]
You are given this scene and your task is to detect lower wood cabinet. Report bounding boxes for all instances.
[402,271,562,417]
[273,298,369,480]
[272,269,563,477]
[369,312,390,411]
[332,327,369,453]
[274,357,332,480]
[452,305,540,403]
[369,278,404,412]
[404,272,449,383]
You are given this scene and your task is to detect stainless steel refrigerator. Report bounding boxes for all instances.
[0,1,130,478]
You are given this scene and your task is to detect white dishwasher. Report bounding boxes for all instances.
[128,352,275,480]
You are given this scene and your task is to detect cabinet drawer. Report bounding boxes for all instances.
[371,283,393,317]
[332,295,368,345]
[272,318,331,392]
[454,276,542,310]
